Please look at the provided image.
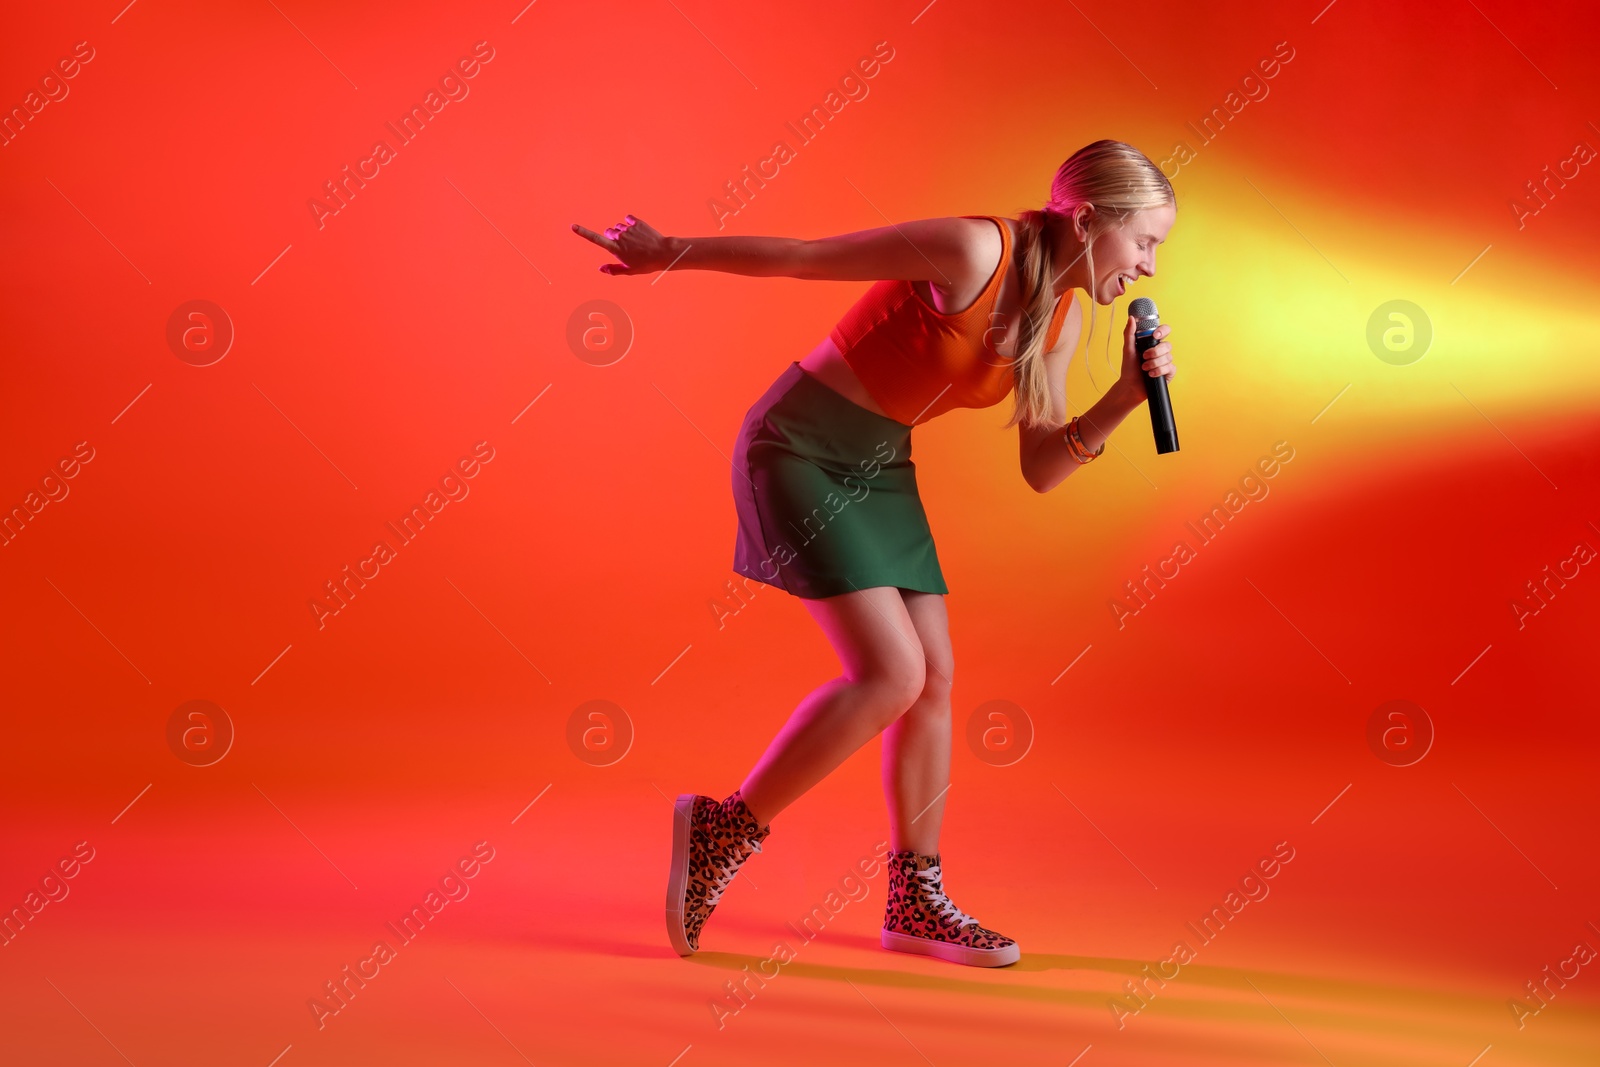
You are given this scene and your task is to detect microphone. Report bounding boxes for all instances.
[1128,297,1179,454]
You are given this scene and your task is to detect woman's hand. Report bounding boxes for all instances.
[1115,313,1176,407]
[570,214,677,276]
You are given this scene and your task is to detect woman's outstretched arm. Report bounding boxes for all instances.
[571,213,983,284]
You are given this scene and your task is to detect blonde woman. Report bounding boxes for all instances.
[573,140,1177,967]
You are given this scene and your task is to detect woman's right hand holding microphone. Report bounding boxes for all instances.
[1114,312,1176,408]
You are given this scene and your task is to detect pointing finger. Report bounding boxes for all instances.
[571,223,619,251]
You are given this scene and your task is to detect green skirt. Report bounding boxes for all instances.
[731,361,948,599]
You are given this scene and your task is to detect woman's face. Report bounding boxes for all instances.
[1061,202,1176,305]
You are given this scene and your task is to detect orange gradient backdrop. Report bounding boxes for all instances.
[1,1,1597,1065]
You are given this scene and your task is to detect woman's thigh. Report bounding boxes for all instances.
[898,590,953,699]
[802,585,927,703]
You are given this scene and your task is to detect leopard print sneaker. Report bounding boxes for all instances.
[666,789,770,955]
[880,849,1020,967]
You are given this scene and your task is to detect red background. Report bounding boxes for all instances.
[1,1,1596,1064]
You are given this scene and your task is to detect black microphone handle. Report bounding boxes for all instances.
[1134,328,1180,454]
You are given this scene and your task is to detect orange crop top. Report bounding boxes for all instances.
[829,214,1073,426]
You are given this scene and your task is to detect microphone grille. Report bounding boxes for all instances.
[1128,296,1159,323]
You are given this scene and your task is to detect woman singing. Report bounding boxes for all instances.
[573,139,1177,968]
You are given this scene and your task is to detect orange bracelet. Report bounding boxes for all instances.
[1064,416,1104,464]
[1062,418,1087,462]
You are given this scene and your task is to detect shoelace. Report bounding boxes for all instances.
[914,864,979,930]
[705,836,762,908]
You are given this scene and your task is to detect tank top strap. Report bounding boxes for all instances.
[955,214,1011,316]
[990,213,1012,277]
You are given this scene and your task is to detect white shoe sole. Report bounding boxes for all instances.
[666,793,698,956]
[881,927,1021,967]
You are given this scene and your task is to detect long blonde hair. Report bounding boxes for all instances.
[1003,140,1175,429]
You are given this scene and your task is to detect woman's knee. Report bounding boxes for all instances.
[918,648,953,704]
[857,652,925,723]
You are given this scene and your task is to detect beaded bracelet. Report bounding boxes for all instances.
[1063,416,1105,464]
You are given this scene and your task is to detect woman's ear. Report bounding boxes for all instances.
[1071,203,1095,242]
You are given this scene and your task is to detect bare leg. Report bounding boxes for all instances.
[882,590,954,855]
[738,585,928,827]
